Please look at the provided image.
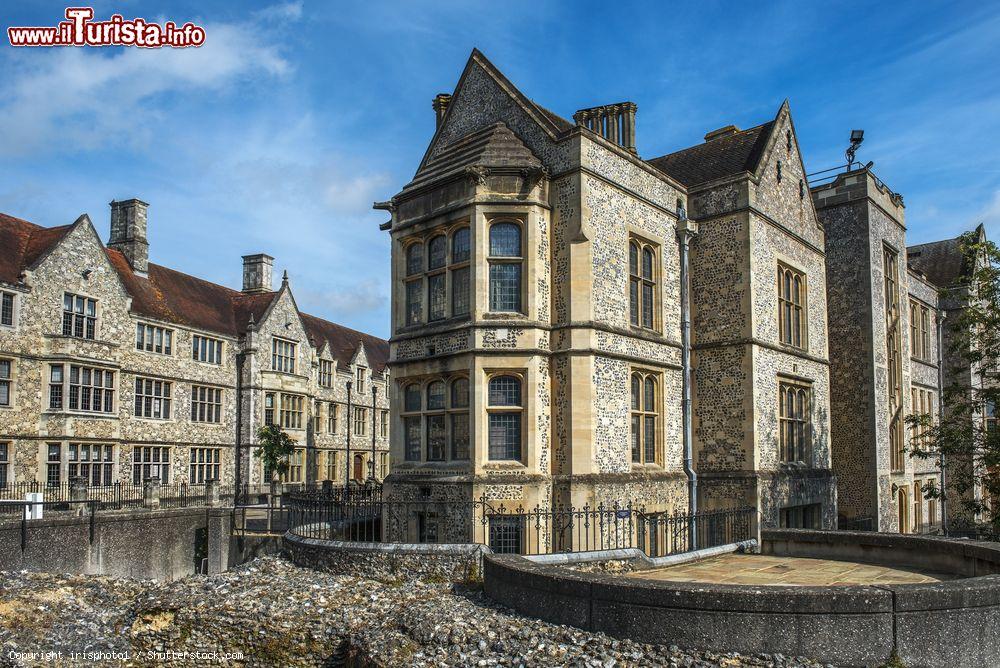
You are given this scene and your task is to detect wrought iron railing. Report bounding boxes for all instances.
[285,493,758,558]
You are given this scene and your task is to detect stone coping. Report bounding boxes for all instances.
[284,530,491,557]
[484,530,1000,666]
[0,505,228,530]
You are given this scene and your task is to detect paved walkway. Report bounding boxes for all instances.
[630,553,954,586]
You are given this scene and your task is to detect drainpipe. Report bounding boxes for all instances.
[936,309,948,535]
[234,351,245,507]
[677,210,699,546]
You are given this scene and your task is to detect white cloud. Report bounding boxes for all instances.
[0,4,299,156]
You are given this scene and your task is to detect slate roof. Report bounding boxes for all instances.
[403,122,542,193]
[0,213,73,284]
[907,235,973,289]
[300,313,390,377]
[0,212,388,372]
[646,121,776,188]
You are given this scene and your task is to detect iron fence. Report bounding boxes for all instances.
[639,506,757,558]
[286,493,757,558]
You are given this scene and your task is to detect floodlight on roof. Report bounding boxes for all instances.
[846,129,865,169]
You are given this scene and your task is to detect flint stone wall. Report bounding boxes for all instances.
[283,532,488,582]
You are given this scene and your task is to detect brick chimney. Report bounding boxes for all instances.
[573,102,637,153]
[242,254,274,294]
[432,94,452,128]
[704,125,740,142]
[108,199,149,274]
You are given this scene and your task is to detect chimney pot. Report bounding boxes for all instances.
[242,254,274,294]
[573,102,637,153]
[108,198,149,274]
[432,93,452,129]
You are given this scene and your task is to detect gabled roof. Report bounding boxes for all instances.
[300,312,389,375]
[402,122,542,193]
[0,213,74,284]
[907,226,983,289]
[414,49,573,177]
[647,120,776,188]
[0,211,388,361]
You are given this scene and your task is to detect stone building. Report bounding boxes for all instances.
[812,169,944,533]
[375,49,838,544]
[0,200,389,492]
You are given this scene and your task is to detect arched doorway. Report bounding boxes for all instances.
[353,454,364,482]
[897,486,909,534]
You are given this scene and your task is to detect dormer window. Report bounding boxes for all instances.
[136,323,173,355]
[272,338,296,373]
[1,292,14,327]
[62,293,96,339]
[319,360,334,388]
[356,366,366,394]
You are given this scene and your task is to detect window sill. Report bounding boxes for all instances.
[777,341,808,354]
[483,312,527,320]
[628,324,662,336]
[44,334,120,348]
[132,416,174,423]
[483,461,526,470]
[43,410,118,419]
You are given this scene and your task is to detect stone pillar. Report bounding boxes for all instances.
[69,476,88,517]
[206,478,220,507]
[143,477,161,510]
[607,106,619,144]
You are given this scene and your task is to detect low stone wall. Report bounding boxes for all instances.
[0,507,233,580]
[484,530,1000,667]
[283,531,488,582]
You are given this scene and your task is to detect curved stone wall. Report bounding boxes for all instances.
[283,532,488,581]
[483,529,1000,667]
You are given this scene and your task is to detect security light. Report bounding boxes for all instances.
[850,129,865,143]
[846,129,865,169]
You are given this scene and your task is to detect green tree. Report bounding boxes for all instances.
[907,228,1000,536]
[254,424,296,483]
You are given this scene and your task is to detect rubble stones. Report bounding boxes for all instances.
[0,556,831,667]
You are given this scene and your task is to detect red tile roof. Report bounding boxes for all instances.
[0,213,74,284]
[0,212,387,371]
[300,312,389,376]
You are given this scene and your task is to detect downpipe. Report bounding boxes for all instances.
[677,213,699,549]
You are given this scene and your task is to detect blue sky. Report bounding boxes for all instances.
[2,1,998,338]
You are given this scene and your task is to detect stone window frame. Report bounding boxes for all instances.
[191,385,223,424]
[324,450,339,482]
[133,445,170,484]
[133,376,172,420]
[776,261,808,350]
[927,479,938,526]
[628,234,661,332]
[913,480,924,532]
[279,447,305,483]
[67,442,116,486]
[910,386,935,452]
[328,402,338,434]
[47,363,116,415]
[319,359,335,388]
[0,357,12,408]
[399,374,470,463]
[353,406,367,436]
[380,409,389,439]
[192,334,224,365]
[273,392,303,430]
[0,442,9,487]
[486,371,525,462]
[884,244,904,472]
[630,369,661,466]
[986,399,998,438]
[271,337,297,374]
[356,366,367,394]
[135,322,174,356]
[896,484,910,534]
[1,290,16,328]
[189,447,220,483]
[61,292,97,340]
[909,300,932,361]
[778,376,812,464]
[487,218,525,315]
[401,222,472,328]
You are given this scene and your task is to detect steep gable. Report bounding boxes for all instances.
[417,49,573,176]
[300,312,389,375]
[0,213,75,284]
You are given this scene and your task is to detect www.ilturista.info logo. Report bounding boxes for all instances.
[8,7,206,48]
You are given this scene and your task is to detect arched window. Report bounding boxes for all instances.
[425,380,446,461]
[450,377,470,460]
[402,383,422,461]
[778,380,810,463]
[628,236,658,329]
[451,227,471,317]
[488,222,523,313]
[487,374,522,460]
[404,242,424,326]
[777,264,806,348]
[428,236,447,270]
[630,371,658,464]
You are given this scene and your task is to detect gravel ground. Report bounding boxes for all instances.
[0,556,833,667]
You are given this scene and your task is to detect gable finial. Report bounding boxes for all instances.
[282,269,289,286]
